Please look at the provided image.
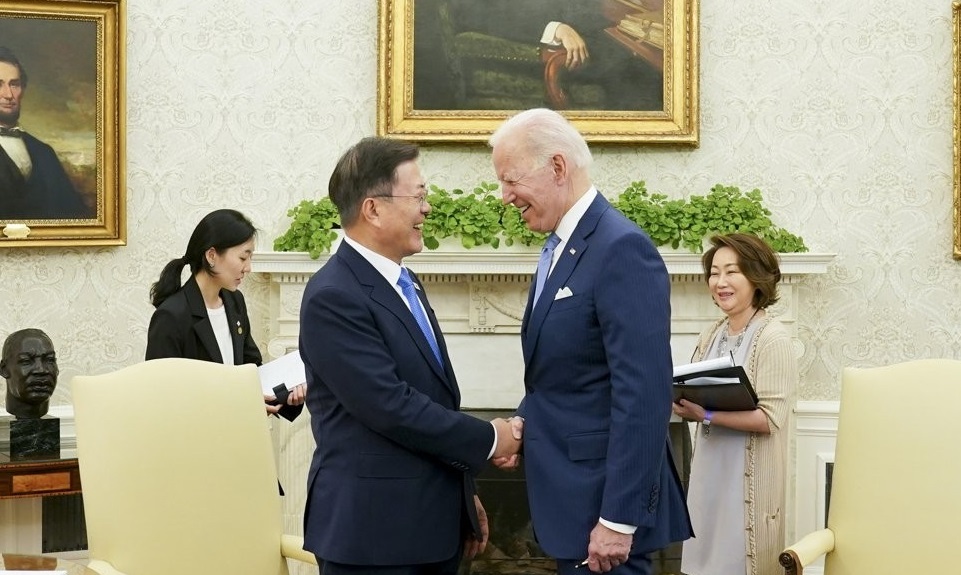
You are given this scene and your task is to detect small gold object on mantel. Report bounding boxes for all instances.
[2,223,30,239]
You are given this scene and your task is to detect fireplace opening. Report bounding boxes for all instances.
[460,410,684,575]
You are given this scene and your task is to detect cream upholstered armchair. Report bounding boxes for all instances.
[780,359,961,574]
[72,358,316,575]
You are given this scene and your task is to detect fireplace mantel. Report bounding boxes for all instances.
[253,249,834,277]
[252,249,834,409]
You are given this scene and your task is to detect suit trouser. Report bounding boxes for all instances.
[556,553,652,575]
[318,550,462,575]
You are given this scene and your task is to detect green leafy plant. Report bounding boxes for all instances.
[613,182,807,253]
[272,197,341,259]
[421,182,505,249]
[611,181,686,248]
[422,181,545,249]
[273,181,806,258]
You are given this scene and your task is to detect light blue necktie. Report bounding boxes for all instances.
[533,233,561,307]
[398,268,444,367]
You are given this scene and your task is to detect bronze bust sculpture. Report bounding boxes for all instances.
[1,328,59,419]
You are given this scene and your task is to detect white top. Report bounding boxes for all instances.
[682,319,762,575]
[206,305,234,365]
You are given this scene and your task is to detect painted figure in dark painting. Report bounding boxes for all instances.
[0,46,92,220]
[415,0,663,111]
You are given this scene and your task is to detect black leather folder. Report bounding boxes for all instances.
[672,365,759,411]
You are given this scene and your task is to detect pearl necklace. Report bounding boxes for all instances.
[717,308,760,358]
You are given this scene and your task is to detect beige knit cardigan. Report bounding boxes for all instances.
[692,316,798,575]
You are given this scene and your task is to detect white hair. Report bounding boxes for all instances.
[489,108,593,170]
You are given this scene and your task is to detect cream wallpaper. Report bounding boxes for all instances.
[0,0,959,551]
[3,0,957,410]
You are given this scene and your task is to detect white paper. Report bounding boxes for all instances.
[258,351,306,395]
[681,376,741,386]
[672,352,734,378]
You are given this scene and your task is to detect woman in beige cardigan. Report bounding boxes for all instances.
[673,233,798,575]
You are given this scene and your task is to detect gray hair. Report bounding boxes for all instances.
[489,108,593,171]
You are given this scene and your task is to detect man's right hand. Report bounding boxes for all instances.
[490,417,522,460]
[491,416,523,468]
[554,23,589,69]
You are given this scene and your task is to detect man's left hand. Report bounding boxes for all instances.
[583,522,632,572]
[464,495,489,559]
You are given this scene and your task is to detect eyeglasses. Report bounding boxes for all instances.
[376,193,429,207]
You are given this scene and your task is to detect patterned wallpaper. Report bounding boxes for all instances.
[0,0,957,414]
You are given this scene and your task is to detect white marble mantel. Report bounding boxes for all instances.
[252,249,835,410]
[254,249,835,276]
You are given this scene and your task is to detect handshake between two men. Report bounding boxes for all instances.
[489,416,524,468]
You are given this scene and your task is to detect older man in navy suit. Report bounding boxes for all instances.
[299,137,521,575]
[0,46,92,220]
[490,108,692,574]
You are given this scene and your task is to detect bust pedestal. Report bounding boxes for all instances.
[0,416,60,460]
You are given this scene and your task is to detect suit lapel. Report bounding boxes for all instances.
[0,145,26,196]
[184,278,223,363]
[221,292,245,365]
[411,269,460,405]
[522,195,609,365]
[338,244,454,391]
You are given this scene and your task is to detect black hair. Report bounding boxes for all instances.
[328,137,420,226]
[150,209,256,308]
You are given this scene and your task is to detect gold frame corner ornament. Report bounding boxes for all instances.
[0,0,125,248]
[377,0,699,145]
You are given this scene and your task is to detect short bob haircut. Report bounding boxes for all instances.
[701,233,781,310]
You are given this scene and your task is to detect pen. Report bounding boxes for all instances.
[574,559,589,569]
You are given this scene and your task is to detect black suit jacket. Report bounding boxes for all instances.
[145,275,303,422]
[0,132,93,219]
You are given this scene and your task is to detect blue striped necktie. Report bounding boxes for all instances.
[398,268,444,367]
[533,233,561,307]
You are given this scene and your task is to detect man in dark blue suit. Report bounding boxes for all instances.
[0,46,92,220]
[489,108,692,574]
[299,137,521,574]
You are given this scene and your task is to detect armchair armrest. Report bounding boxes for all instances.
[281,533,318,566]
[779,528,835,575]
[86,559,130,575]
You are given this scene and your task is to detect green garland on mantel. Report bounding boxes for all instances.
[273,181,807,260]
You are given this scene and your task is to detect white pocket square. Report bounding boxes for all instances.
[554,286,574,300]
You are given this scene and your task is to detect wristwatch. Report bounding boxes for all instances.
[703,410,714,426]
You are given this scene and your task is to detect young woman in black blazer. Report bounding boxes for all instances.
[145,209,305,421]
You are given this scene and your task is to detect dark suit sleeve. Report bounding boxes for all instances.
[596,230,674,527]
[300,282,494,473]
[450,0,553,42]
[450,0,608,45]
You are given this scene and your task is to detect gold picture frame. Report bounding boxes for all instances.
[954,2,961,258]
[0,0,124,247]
[377,0,699,144]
